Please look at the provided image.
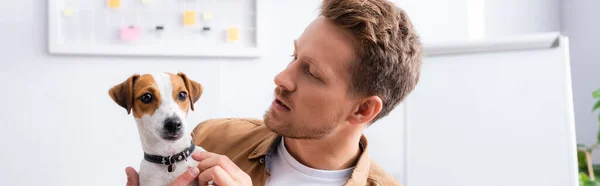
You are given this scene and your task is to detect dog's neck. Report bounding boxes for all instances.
[136,125,193,156]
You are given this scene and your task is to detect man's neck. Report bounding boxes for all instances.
[283,129,362,170]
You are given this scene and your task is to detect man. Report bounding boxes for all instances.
[126,0,422,185]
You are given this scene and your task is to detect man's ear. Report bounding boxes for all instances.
[108,74,139,114]
[178,72,203,111]
[348,96,382,125]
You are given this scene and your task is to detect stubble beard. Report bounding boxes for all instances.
[263,108,335,140]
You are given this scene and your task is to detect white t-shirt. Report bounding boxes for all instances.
[265,138,355,186]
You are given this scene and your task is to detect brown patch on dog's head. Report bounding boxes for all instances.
[169,73,190,114]
[174,72,203,111]
[109,74,163,118]
[131,75,162,118]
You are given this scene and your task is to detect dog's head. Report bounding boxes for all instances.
[108,72,203,142]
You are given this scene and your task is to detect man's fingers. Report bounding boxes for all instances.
[195,152,246,178]
[197,166,235,186]
[197,154,239,173]
[194,151,252,185]
[169,167,200,186]
[191,151,213,162]
[125,167,139,186]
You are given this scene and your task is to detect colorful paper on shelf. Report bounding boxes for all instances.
[227,27,240,42]
[108,0,120,8]
[63,8,73,17]
[120,26,141,41]
[141,0,152,4]
[183,11,196,26]
[203,12,213,21]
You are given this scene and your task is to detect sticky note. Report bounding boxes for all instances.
[141,0,151,3]
[183,11,196,26]
[227,27,240,42]
[203,12,213,21]
[63,8,73,17]
[120,26,141,41]
[108,0,120,8]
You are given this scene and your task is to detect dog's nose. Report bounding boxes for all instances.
[164,117,182,133]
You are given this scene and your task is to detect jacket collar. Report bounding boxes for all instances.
[343,135,370,186]
[248,132,277,160]
[247,131,371,185]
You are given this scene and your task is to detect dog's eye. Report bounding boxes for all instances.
[178,92,187,101]
[140,93,153,104]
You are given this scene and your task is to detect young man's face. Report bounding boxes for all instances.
[264,16,359,139]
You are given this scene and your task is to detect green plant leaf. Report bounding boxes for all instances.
[580,150,589,170]
[594,100,600,112]
[594,89,600,99]
[584,180,600,186]
[594,165,600,180]
[582,172,590,185]
[579,172,588,185]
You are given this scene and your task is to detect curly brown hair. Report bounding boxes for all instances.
[320,0,423,123]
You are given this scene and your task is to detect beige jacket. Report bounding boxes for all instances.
[191,118,402,186]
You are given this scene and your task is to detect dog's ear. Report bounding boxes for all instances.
[108,74,139,114]
[178,72,203,111]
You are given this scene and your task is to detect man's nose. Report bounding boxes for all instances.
[274,66,296,92]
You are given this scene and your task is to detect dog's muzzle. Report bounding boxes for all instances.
[162,117,183,140]
[164,117,182,133]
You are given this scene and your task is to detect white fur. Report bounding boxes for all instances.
[134,73,205,186]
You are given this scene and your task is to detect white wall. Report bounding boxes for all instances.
[395,0,561,41]
[483,0,560,38]
[395,0,470,43]
[561,0,600,162]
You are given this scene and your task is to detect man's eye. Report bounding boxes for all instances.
[305,67,318,79]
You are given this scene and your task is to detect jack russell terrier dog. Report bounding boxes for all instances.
[109,72,205,186]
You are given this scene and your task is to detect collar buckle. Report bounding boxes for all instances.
[144,141,196,172]
[161,156,174,166]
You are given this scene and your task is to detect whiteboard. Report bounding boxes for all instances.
[47,0,268,57]
[393,33,578,186]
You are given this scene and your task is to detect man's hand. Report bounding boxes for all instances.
[124,151,251,186]
[194,151,252,186]
[168,167,200,186]
[125,167,139,186]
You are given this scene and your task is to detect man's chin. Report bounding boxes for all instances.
[263,109,277,129]
[263,110,289,136]
[263,109,332,140]
[263,118,314,140]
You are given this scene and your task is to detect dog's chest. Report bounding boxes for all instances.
[139,157,200,186]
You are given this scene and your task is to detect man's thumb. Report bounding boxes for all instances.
[169,167,200,186]
[125,167,139,186]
